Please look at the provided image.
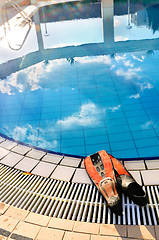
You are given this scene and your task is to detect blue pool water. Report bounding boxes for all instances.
[0,0,159,158]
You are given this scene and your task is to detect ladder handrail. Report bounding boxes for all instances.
[8,0,32,25]
[1,0,33,50]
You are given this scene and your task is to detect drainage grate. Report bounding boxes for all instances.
[0,164,159,225]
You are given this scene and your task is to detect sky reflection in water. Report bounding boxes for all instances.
[0,0,159,158]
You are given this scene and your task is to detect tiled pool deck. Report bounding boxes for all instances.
[0,202,159,240]
[0,135,159,185]
[0,134,159,239]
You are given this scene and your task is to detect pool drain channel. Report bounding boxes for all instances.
[0,164,159,225]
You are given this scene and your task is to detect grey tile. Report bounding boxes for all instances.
[42,153,63,164]
[31,162,56,178]
[154,226,159,240]
[14,157,39,172]
[0,140,17,150]
[124,160,146,170]
[0,152,24,167]
[141,170,159,185]
[60,157,81,168]
[50,165,75,181]
[10,233,32,240]
[145,160,159,170]
[129,170,142,185]
[72,168,92,184]
[12,145,31,155]
[0,147,10,159]
[26,149,46,160]
[0,228,10,237]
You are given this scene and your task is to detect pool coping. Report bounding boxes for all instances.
[0,132,159,185]
[0,132,159,161]
[1,1,159,165]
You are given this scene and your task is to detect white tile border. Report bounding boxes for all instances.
[14,157,39,172]
[12,145,32,155]
[0,134,158,184]
[141,169,159,186]
[145,159,159,170]
[31,161,57,178]
[26,148,46,160]
[124,160,146,171]
[50,165,76,181]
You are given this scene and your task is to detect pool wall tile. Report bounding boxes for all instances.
[132,129,157,140]
[61,138,85,148]
[138,146,159,158]
[112,149,139,158]
[135,137,159,149]
[110,140,136,152]
[127,115,149,125]
[62,146,86,156]
[109,132,133,143]
[85,135,109,145]
[86,144,111,156]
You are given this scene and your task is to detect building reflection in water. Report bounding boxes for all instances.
[0,0,159,68]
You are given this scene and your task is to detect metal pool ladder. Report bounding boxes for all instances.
[1,0,33,50]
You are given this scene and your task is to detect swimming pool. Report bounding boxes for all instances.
[0,0,159,158]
